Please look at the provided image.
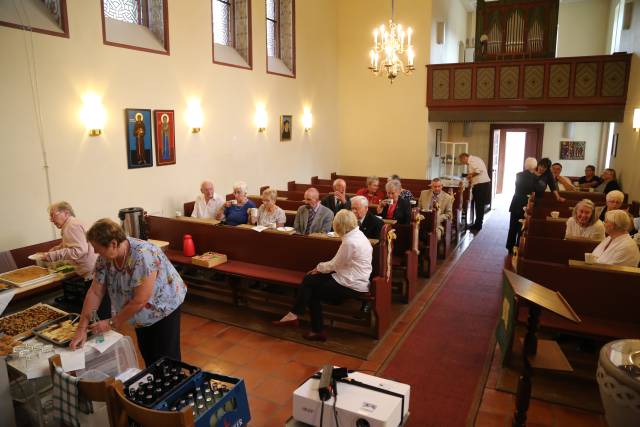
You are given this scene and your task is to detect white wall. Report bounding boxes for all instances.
[430,0,469,64]
[557,0,610,57]
[0,0,340,250]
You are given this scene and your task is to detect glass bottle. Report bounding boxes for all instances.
[90,309,104,343]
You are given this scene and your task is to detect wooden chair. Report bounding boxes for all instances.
[49,354,116,427]
[109,380,194,427]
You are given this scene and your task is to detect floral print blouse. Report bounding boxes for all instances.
[94,237,186,327]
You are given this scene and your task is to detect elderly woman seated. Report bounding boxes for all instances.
[217,181,256,226]
[564,199,605,241]
[595,168,622,194]
[597,190,628,222]
[254,187,286,228]
[356,176,385,205]
[388,174,414,201]
[591,210,640,267]
[376,179,411,224]
[273,210,372,341]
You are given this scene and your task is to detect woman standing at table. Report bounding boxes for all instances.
[70,219,186,366]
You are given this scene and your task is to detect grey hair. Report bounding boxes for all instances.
[200,180,214,190]
[605,209,632,232]
[233,181,248,194]
[366,176,379,186]
[606,190,624,203]
[332,178,346,189]
[351,195,369,208]
[524,157,537,171]
[431,177,442,183]
[333,210,358,237]
[385,179,401,192]
[388,174,401,181]
[261,187,278,202]
[48,201,75,217]
[572,199,597,226]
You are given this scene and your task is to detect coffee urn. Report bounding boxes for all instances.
[118,207,147,239]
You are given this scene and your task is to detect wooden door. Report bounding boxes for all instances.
[490,128,501,205]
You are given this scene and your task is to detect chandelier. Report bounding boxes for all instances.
[368,0,415,83]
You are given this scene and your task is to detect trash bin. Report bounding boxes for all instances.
[596,339,640,427]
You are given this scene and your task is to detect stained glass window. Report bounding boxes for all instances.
[213,0,233,45]
[266,0,278,57]
[104,0,141,24]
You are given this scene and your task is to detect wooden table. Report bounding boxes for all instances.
[308,232,379,246]
[13,271,75,301]
[175,216,220,225]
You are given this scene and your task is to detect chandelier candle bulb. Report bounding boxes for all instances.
[408,27,412,46]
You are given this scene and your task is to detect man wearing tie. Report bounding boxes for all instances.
[351,196,383,239]
[418,178,454,241]
[294,188,334,235]
[321,178,351,214]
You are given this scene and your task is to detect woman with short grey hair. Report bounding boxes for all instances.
[255,187,286,227]
[377,179,411,224]
[565,199,605,241]
[388,174,414,201]
[591,210,640,266]
[219,180,256,226]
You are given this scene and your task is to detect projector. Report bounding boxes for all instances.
[293,370,410,427]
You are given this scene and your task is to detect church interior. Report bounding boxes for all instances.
[1,0,640,426]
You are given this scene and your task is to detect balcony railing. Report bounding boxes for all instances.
[426,53,632,122]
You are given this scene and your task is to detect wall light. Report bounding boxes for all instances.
[255,105,268,132]
[186,99,203,133]
[302,108,313,132]
[633,108,640,131]
[80,93,106,136]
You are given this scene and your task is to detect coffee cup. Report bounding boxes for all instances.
[584,253,597,264]
[386,199,394,205]
[230,200,238,205]
[249,208,258,222]
[550,211,560,219]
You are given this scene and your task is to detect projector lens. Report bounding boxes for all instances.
[356,419,370,427]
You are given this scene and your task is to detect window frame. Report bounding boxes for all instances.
[266,0,280,59]
[0,0,70,38]
[265,0,296,79]
[212,0,253,70]
[100,0,171,56]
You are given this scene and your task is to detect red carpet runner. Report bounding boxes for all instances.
[382,209,509,426]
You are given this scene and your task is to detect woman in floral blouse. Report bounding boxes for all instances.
[70,219,186,366]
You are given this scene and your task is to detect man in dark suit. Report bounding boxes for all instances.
[321,178,351,214]
[351,195,383,239]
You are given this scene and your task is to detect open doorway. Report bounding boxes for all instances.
[489,124,544,209]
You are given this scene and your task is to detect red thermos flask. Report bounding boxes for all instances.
[183,234,195,257]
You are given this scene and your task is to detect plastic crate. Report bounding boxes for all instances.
[157,371,251,427]
[123,357,200,408]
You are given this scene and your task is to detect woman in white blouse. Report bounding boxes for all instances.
[254,187,286,227]
[564,199,605,241]
[273,210,372,341]
[591,210,640,267]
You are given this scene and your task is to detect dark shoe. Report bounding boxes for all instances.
[302,331,327,342]
[272,318,299,327]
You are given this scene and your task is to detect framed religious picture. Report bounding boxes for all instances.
[125,109,153,169]
[280,115,292,141]
[559,140,586,160]
[153,110,176,166]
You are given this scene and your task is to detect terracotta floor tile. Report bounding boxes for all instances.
[251,352,288,373]
[526,398,555,425]
[203,357,241,375]
[181,313,209,331]
[240,331,281,348]
[231,365,269,392]
[217,344,263,366]
[292,348,336,367]
[359,359,382,373]
[474,409,509,427]
[247,395,281,427]
[329,353,365,370]
[553,406,605,427]
[216,325,253,341]
[180,332,201,348]
[268,360,318,384]
[191,321,229,337]
[478,389,514,415]
[252,377,299,406]
[182,349,211,367]
[196,338,237,357]
[266,339,307,358]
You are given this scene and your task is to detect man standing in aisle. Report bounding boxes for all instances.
[459,152,491,232]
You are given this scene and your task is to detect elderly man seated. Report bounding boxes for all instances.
[595,168,622,194]
[351,195,383,239]
[578,165,602,190]
[294,188,334,235]
[551,163,576,191]
[418,178,453,240]
[192,180,225,219]
[591,210,640,267]
[321,178,351,214]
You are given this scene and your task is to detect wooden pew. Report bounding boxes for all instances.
[525,218,568,239]
[146,216,393,338]
[516,258,640,339]
[517,236,598,267]
[287,181,334,194]
[417,210,439,277]
[390,215,420,303]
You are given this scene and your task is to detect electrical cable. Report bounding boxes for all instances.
[332,378,340,427]
[320,399,325,426]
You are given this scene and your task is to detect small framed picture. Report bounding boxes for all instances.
[125,109,153,169]
[435,128,442,157]
[280,115,292,141]
[154,110,176,166]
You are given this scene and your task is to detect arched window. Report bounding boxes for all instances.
[0,0,69,38]
[213,0,252,69]
[266,0,295,77]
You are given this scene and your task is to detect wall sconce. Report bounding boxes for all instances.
[255,106,267,132]
[302,108,313,132]
[186,99,203,133]
[633,108,640,131]
[80,93,106,136]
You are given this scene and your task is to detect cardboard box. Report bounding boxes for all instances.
[191,252,227,268]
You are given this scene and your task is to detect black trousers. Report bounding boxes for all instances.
[135,305,181,367]
[85,280,112,320]
[506,209,524,252]
[472,182,491,228]
[292,273,364,333]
